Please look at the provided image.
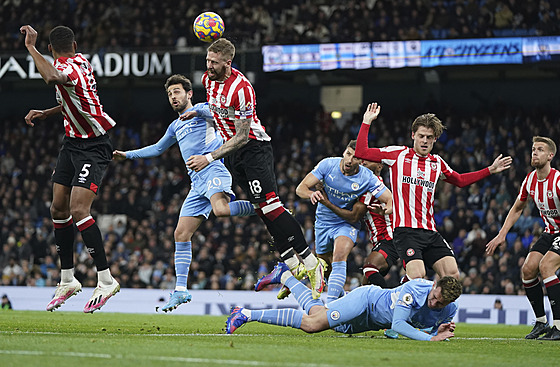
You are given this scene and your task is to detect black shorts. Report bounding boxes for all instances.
[224,139,278,203]
[371,239,400,268]
[530,232,560,256]
[393,227,454,268]
[52,134,113,194]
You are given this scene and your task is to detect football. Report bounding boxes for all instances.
[193,12,225,43]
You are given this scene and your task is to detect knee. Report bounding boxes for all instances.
[50,203,69,220]
[69,207,89,222]
[539,259,555,278]
[174,227,193,242]
[522,263,538,280]
[300,318,322,334]
[213,204,230,218]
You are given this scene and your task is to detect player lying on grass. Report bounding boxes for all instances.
[226,263,461,341]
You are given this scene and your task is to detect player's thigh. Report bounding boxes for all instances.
[365,250,390,273]
[51,183,72,218]
[236,141,278,203]
[69,186,97,221]
[539,250,560,278]
[522,251,544,279]
[431,256,459,279]
[332,235,356,262]
[405,259,426,279]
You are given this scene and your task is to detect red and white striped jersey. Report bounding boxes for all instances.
[360,176,393,244]
[202,68,270,142]
[518,168,560,234]
[373,146,454,231]
[53,53,116,138]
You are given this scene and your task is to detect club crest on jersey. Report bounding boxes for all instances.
[220,94,226,104]
[431,162,438,170]
[398,293,413,306]
[351,182,359,190]
[406,248,415,257]
[548,190,554,198]
[330,310,340,321]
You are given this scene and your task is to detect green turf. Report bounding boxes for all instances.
[0,311,558,367]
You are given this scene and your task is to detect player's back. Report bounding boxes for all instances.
[54,53,115,138]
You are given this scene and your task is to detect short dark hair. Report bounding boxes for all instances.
[164,74,192,92]
[207,38,235,61]
[437,276,462,303]
[347,140,357,150]
[49,26,75,53]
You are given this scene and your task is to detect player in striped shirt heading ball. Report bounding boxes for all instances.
[354,103,512,283]
[185,38,326,299]
[486,136,560,340]
[21,25,119,313]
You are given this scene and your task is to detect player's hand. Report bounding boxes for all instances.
[488,154,513,174]
[24,109,47,127]
[310,190,325,205]
[362,103,381,125]
[438,322,456,333]
[20,25,38,49]
[178,110,198,121]
[186,155,209,172]
[112,150,127,160]
[431,329,454,341]
[485,234,506,255]
[367,203,386,215]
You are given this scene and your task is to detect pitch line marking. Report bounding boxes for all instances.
[0,350,338,367]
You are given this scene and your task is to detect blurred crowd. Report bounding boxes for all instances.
[2,98,560,296]
[1,0,560,52]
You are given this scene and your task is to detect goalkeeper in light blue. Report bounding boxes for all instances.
[227,262,460,341]
[113,74,255,312]
[294,140,392,303]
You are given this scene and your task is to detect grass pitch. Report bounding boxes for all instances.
[1,311,558,367]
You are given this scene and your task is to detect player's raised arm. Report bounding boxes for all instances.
[355,103,384,162]
[20,25,69,85]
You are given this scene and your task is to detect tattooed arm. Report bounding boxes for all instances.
[186,118,251,172]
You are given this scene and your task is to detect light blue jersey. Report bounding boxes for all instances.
[326,279,457,341]
[125,102,234,218]
[311,157,387,228]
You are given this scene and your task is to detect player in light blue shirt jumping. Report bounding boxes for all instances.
[294,140,392,302]
[228,262,461,341]
[113,74,255,311]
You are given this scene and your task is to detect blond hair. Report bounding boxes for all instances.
[208,38,235,61]
[533,136,557,156]
[411,113,445,138]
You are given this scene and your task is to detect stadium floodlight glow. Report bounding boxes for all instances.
[331,111,342,119]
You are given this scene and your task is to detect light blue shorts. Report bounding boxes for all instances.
[327,285,384,334]
[180,162,235,218]
[314,222,358,255]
